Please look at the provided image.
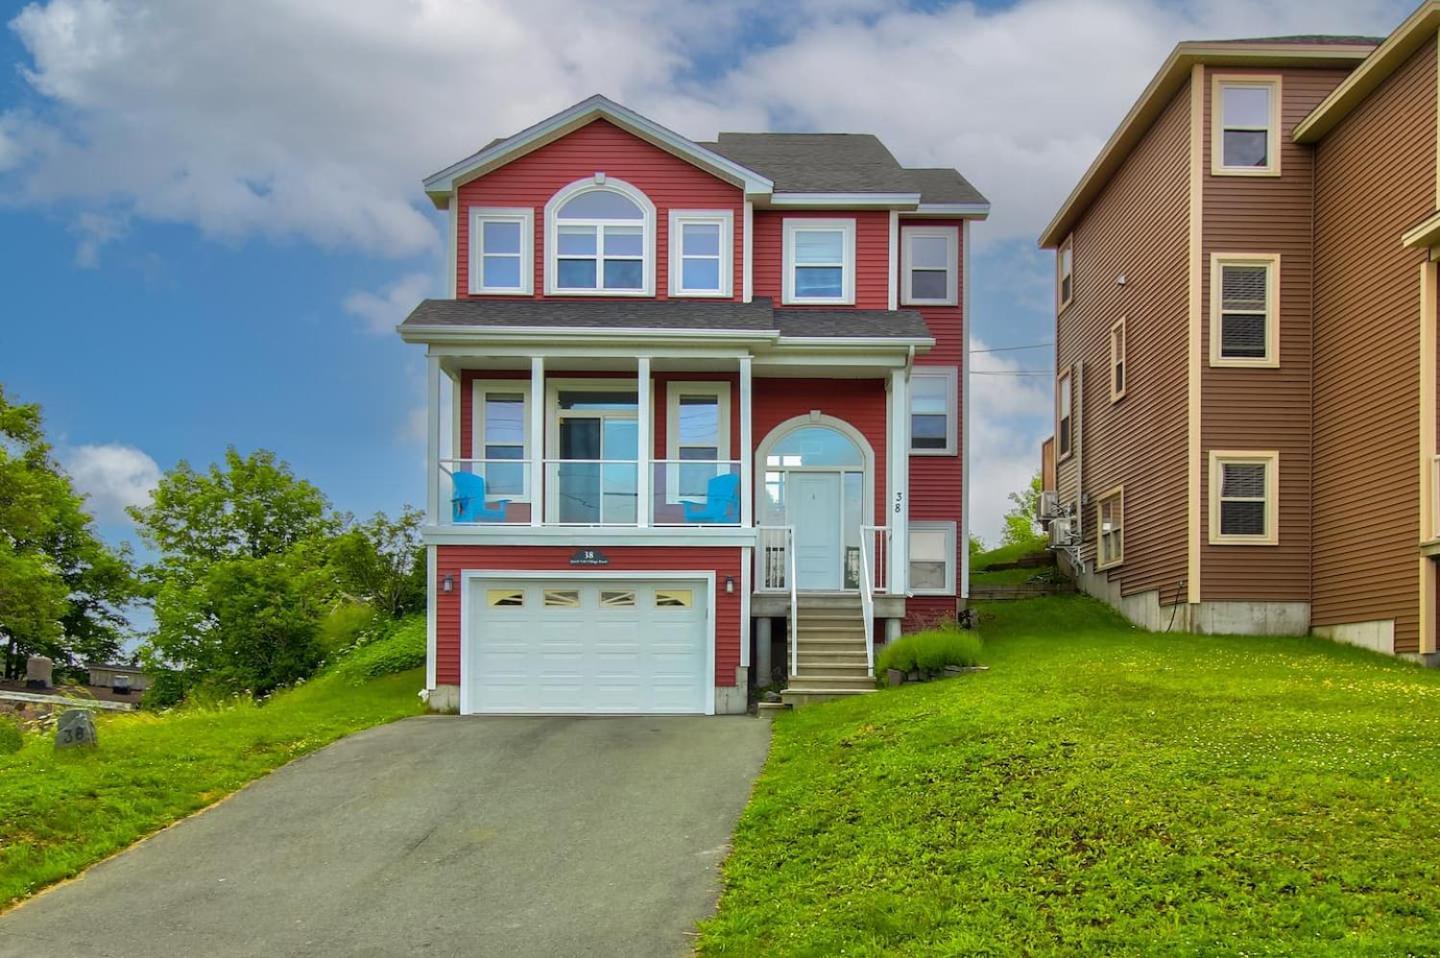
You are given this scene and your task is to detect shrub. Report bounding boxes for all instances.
[319,600,381,658]
[0,717,22,755]
[876,627,982,680]
[330,616,426,683]
[141,670,188,710]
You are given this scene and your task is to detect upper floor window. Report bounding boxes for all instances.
[1110,317,1127,402]
[1057,368,1073,460]
[668,210,733,297]
[783,218,855,305]
[1210,253,1279,367]
[1213,76,1281,176]
[910,368,957,455]
[469,208,533,295]
[544,177,656,296]
[1057,235,1073,312]
[901,226,958,306]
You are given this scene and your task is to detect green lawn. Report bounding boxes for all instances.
[969,539,1058,588]
[0,665,424,910]
[700,596,1440,956]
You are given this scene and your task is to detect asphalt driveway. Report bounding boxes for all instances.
[0,715,771,958]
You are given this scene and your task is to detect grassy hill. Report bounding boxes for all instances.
[0,616,427,910]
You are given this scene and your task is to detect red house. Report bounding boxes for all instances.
[400,96,987,714]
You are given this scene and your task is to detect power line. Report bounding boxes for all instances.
[970,370,1052,377]
[969,342,1053,354]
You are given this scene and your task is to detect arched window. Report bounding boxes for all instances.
[545,178,655,295]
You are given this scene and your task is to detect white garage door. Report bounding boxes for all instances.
[464,577,711,715]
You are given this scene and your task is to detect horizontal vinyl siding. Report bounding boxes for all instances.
[1311,38,1436,653]
[1199,68,1351,603]
[751,210,891,310]
[1055,81,1191,606]
[455,119,743,300]
[434,546,744,686]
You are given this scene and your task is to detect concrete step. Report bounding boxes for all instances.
[797,650,870,665]
[795,596,866,611]
[793,664,872,679]
[781,687,876,707]
[797,625,866,637]
[790,674,876,691]
[795,637,868,650]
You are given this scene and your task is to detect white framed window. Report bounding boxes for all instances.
[1056,368,1073,460]
[1057,235,1074,312]
[665,381,732,503]
[1210,253,1280,367]
[1212,75,1282,176]
[910,367,957,455]
[900,225,958,306]
[1095,487,1124,570]
[668,210,732,297]
[782,218,855,305]
[1110,317,1127,403]
[1209,451,1279,545]
[909,521,957,595]
[471,380,532,501]
[544,177,656,296]
[468,208,533,295]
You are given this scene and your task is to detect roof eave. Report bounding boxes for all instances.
[421,95,774,207]
[765,192,921,209]
[913,202,991,220]
[1295,2,1440,143]
[1038,41,1377,248]
[396,323,779,346]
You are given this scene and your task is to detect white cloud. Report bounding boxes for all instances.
[61,442,161,522]
[69,210,127,266]
[967,336,1053,545]
[344,271,437,334]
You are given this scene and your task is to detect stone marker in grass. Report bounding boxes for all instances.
[55,709,97,750]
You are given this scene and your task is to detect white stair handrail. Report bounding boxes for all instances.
[859,526,878,676]
[787,525,799,679]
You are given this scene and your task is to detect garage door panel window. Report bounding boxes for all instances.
[655,589,693,608]
[600,590,636,608]
[544,590,580,608]
[487,589,525,607]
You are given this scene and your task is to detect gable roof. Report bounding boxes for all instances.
[700,133,989,208]
[422,95,774,207]
[1038,37,1378,248]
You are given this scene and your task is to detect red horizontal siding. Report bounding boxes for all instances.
[751,209,892,310]
[434,546,744,687]
[456,119,743,300]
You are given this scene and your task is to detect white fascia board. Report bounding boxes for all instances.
[398,324,778,347]
[772,336,935,350]
[768,192,921,209]
[912,203,991,219]
[422,525,760,548]
[422,95,773,204]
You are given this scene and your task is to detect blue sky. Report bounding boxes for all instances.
[0,0,1416,561]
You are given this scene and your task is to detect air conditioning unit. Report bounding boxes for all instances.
[1039,490,1060,519]
[1048,516,1075,548]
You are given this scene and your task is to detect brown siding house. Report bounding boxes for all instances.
[1040,0,1440,660]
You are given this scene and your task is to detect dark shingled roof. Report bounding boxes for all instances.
[1208,35,1383,46]
[402,297,931,340]
[697,132,987,205]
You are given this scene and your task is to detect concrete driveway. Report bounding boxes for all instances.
[0,715,771,958]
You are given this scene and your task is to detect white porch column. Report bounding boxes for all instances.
[426,355,442,526]
[637,356,652,527]
[530,355,544,527]
[888,367,910,594]
[739,356,753,527]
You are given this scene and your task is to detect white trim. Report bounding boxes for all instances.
[887,211,899,311]
[423,94,772,200]
[1209,450,1280,545]
[470,379,534,502]
[446,200,458,299]
[739,547,752,668]
[769,192,921,208]
[667,209,734,298]
[914,202,991,219]
[888,369,910,593]
[738,357,753,528]
[961,218,972,599]
[544,177,656,297]
[664,381,733,504]
[742,201,754,303]
[909,366,958,456]
[529,357,545,527]
[1211,74,1283,177]
[403,325,774,346]
[422,525,757,547]
[900,225,959,307]
[782,218,856,306]
[637,358,652,527]
[426,357,441,524]
[908,520,957,595]
[468,207,534,295]
[425,544,437,689]
[458,569,717,716]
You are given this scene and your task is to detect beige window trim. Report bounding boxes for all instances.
[1209,253,1280,368]
[1056,368,1073,461]
[1057,235,1074,313]
[1211,74,1282,177]
[1094,486,1124,570]
[1209,450,1279,546]
[1110,317,1127,403]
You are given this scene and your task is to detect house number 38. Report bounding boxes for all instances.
[893,491,904,514]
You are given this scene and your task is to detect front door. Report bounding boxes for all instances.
[792,471,843,590]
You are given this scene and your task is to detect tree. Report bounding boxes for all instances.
[1001,471,1045,547]
[0,385,136,677]
[130,448,338,695]
[328,507,426,619]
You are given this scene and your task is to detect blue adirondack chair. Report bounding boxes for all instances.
[682,473,740,524]
[451,472,510,523]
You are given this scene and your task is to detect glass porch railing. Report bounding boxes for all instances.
[650,460,743,526]
[439,459,533,524]
[542,459,640,526]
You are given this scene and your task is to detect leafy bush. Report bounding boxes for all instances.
[330,616,426,683]
[319,600,381,658]
[141,670,188,710]
[876,627,982,679]
[0,717,22,755]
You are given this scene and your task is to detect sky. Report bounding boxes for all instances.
[0,0,1419,559]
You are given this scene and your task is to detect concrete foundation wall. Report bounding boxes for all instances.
[1312,619,1395,655]
[715,667,749,715]
[424,685,461,714]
